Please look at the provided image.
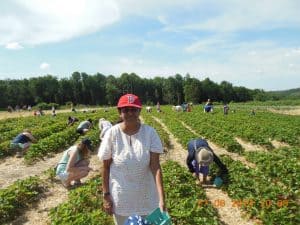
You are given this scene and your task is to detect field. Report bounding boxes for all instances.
[0,105,299,225]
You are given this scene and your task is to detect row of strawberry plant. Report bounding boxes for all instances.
[0,176,46,224]
[0,120,70,159]
[23,111,119,163]
[0,109,103,143]
[160,107,244,153]
[0,115,46,133]
[187,107,300,148]
[23,113,101,163]
[141,112,171,149]
[0,112,114,223]
[212,156,299,225]
[0,114,68,143]
[193,110,274,149]
[243,147,300,193]
[163,161,220,224]
[210,110,300,148]
[155,107,298,189]
[49,160,221,225]
[49,176,113,225]
[157,108,298,224]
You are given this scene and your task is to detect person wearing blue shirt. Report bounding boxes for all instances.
[10,129,37,157]
[186,138,228,185]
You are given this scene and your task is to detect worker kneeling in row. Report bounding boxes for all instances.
[186,138,228,186]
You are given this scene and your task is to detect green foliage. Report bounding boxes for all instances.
[162,161,220,224]
[49,177,114,225]
[36,102,59,110]
[0,177,45,224]
[220,156,299,225]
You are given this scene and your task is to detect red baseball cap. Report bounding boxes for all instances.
[117,94,142,108]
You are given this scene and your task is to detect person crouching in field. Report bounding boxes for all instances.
[76,119,93,134]
[186,138,228,185]
[67,116,79,126]
[10,129,37,158]
[56,138,93,189]
[99,118,112,140]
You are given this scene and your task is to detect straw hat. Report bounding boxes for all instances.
[195,147,213,165]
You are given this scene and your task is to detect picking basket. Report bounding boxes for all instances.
[145,208,171,225]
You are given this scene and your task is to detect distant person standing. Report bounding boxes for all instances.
[71,103,76,113]
[223,103,229,115]
[76,119,93,135]
[99,118,112,140]
[204,99,213,113]
[156,101,161,112]
[52,106,56,117]
[10,129,37,157]
[7,105,13,113]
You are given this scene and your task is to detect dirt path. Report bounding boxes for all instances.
[235,138,267,152]
[10,152,101,225]
[270,140,289,148]
[0,153,64,189]
[152,116,258,225]
[268,108,300,116]
[179,121,256,169]
[0,108,100,120]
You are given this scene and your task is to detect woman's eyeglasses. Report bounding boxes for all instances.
[120,107,139,113]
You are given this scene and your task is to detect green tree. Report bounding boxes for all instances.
[106,75,121,105]
[71,72,82,104]
[184,75,202,103]
[220,81,235,103]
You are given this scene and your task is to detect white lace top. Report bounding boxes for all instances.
[98,123,163,216]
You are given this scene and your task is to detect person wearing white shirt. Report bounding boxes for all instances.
[98,94,166,225]
[99,118,113,140]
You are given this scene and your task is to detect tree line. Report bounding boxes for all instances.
[0,72,271,108]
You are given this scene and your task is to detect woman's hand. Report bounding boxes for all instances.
[103,195,113,215]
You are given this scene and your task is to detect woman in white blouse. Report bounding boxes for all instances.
[98,93,166,225]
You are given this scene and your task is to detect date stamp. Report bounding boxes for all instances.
[197,199,289,208]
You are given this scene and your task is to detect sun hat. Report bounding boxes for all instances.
[117,94,142,108]
[81,138,92,150]
[195,147,213,165]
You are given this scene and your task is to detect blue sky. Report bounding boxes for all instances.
[0,0,299,91]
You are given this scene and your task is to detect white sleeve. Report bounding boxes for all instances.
[149,127,163,154]
[98,129,113,160]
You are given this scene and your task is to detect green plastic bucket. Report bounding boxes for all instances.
[145,208,171,225]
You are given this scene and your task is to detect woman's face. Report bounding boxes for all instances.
[119,107,140,123]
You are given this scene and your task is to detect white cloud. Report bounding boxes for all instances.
[185,36,230,53]
[40,62,50,70]
[165,0,300,32]
[157,15,168,25]
[0,0,120,46]
[5,42,23,50]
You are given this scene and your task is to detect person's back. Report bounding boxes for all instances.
[76,119,92,134]
[56,146,81,175]
[12,133,31,144]
[56,138,92,189]
[11,131,36,157]
[77,120,90,129]
[99,119,112,140]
